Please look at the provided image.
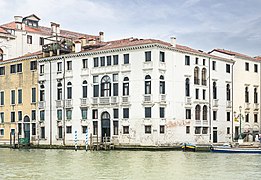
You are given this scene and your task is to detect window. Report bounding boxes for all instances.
[40,84,45,101]
[203,105,207,120]
[58,126,62,139]
[82,80,88,98]
[93,76,99,97]
[226,64,230,73]
[57,83,62,100]
[31,110,36,121]
[201,68,207,85]
[186,109,191,119]
[213,111,217,121]
[67,82,72,99]
[32,123,36,135]
[57,62,62,72]
[123,77,129,96]
[81,108,87,120]
[0,49,3,61]
[194,67,199,85]
[145,107,151,118]
[93,121,98,135]
[203,59,206,66]
[66,126,72,134]
[100,57,105,66]
[226,84,231,101]
[202,127,208,134]
[18,89,22,104]
[186,126,190,134]
[254,114,258,123]
[82,59,88,69]
[67,61,72,70]
[16,63,22,73]
[195,105,200,120]
[212,61,216,70]
[145,51,151,62]
[245,114,249,123]
[160,107,165,118]
[245,87,249,103]
[123,108,129,119]
[11,129,16,136]
[195,57,198,64]
[185,78,190,97]
[0,112,4,123]
[145,75,151,94]
[245,62,249,71]
[106,56,112,66]
[213,82,217,99]
[40,110,45,121]
[11,112,15,122]
[145,125,151,134]
[227,112,230,121]
[227,127,230,134]
[160,125,165,134]
[203,89,206,100]
[113,55,118,65]
[93,57,99,67]
[10,65,16,74]
[40,65,44,74]
[159,75,165,94]
[123,54,129,64]
[185,55,190,65]
[18,111,22,121]
[0,67,5,75]
[82,126,87,134]
[113,109,119,119]
[11,90,15,105]
[40,127,45,139]
[66,109,72,120]
[195,89,199,99]
[57,109,62,121]
[40,37,44,45]
[160,51,165,62]
[254,64,258,73]
[31,88,36,103]
[101,75,111,97]
[18,124,22,135]
[113,121,119,135]
[123,126,129,134]
[0,91,4,105]
[254,88,258,103]
[113,74,118,82]
[27,35,32,44]
[0,129,4,136]
[92,109,98,119]
[195,127,201,134]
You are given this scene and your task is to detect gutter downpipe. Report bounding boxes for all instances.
[63,56,66,146]
[231,61,235,142]
[50,60,52,146]
[208,57,212,143]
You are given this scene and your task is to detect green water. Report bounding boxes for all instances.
[0,148,260,180]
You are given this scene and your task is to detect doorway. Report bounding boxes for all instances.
[23,115,30,141]
[101,112,110,142]
[213,127,217,143]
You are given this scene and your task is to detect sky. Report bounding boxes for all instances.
[0,0,260,56]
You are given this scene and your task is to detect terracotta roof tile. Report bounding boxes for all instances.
[254,56,261,60]
[1,51,42,63]
[211,49,255,61]
[0,27,8,34]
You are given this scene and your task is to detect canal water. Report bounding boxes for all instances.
[0,148,260,180]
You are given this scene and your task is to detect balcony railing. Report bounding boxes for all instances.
[160,94,166,102]
[56,100,63,108]
[253,103,259,110]
[144,94,152,103]
[213,99,219,107]
[245,103,250,110]
[111,96,118,104]
[92,97,98,104]
[194,78,200,85]
[226,101,232,108]
[203,120,208,125]
[65,99,73,108]
[100,97,110,104]
[195,120,201,125]
[80,98,89,106]
[143,61,153,70]
[38,101,45,109]
[185,97,192,105]
[122,96,129,104]
[202,80,207,86]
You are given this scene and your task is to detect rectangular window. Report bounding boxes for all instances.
[145,51,151,62]
[203,89,206,100]
[186,126,190,134]
[254,114,258,123]
[100,57,105,66]
[185,55,190,65]
[81,108,87,120]
[227,112,230,121]
[245,114,249,122]
[0,129,4,136]
[123,126,129,134]
[11,90,15,105]
[66,109,72,120]
[113,83,118,96]
[40,110,45,121]
[245,62,249,71]
[203,59,206,65]
[202,127,208,134]
[113,74,118,82]
[82,126,87,134]
[18,124,22,135]
[82,59,88,69]
[40,127,45,139]
[32,123,36,135]
[0,67,5,75]
[145,125,151,134]
[32,88,36,103]
[40,89,45,101]
[0,91,4,105]
[113,55,118,65]
[93,57,99,67]
[123,108,129,119]
[226,64,230,73]
[212,61,216,70]
[160,125,165,134]
[113,109,119,119]
[58,126,63,138]
[160,51,165,62]
[195,127,201,134]
[27,35,32,44]
[30,61,37,71]
[227,127,230,134]
[66,126,72,134]
[195,89,199,99]
[31,110,36,121]
[40,65,44,74]
[17,63,22,73]
[123,54,129,64]
[10,65,16,74]
[145,107,151,118]
[186,109,191,119]
[113,121,119,135]
[57,109,62,121]
[18,89,22,104]
[11,112,15,122]
[93,121,98,135]
[195,57,198,64]
[213,111,217,121]
[0,112,4,123]
[18,111,22,121]
[57,62,62,72]
[254,64,258,73]
[92,109,98,119]
[160,107,165,118]
[93,85,99,97]
[40,37,44,45]
[67,61,72,70]
[107,56,111,66]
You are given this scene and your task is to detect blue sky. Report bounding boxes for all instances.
[0,0,260,56]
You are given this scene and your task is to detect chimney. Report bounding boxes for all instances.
[75,40,82,53]
[99,31,104,42]
[80,37,87,46]
[51,22,60,36]
[170,37,176,47]
[14,16,23,30]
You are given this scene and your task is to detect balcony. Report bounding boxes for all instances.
[159,62,166,71]
[253,103,259,110]
[202,80,207,86]
[159,94,166,103]
[143,61,153,70]
[80,98,89,107]
[111,96,118,104]
[185,97,192,105]
[194,78,200,85]
[143,94,152,103]
[245,103,250,110]
[92,97,98,105]
[226,101,232,108]
[65,99,73,108]
[202,120,208,125]
[213,99,219,107]
[121,64,131,72]
[122,96,129,104]
[81,68,90,76]
[100,97,110,104]
[38,101,45,109]
[56,100,63,108]
[195,120,201,125]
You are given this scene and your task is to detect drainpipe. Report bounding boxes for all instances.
[50,60,52,146]
[231,61,235,141]
[208,58,212,143]
[63,56,66,146]
[259,61,261,135]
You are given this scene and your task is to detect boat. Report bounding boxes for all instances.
[211,146,261,154]
[182,143,196,152]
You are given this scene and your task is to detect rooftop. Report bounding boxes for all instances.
[210,48,255,61]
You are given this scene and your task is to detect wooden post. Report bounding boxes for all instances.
[90,133,93,150]
[105,133,107,150]
[10,132,12,148]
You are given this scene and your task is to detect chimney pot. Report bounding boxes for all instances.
[170,37,176,47]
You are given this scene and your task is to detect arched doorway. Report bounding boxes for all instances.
[23,115,30,142]
[101,112,110,142]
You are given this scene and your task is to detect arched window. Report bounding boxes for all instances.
[195,105,201,120]
[185,78,190,97]
[194,67,199,85]
[82,80,88,98]
[123,77,129,96]
[254,88,258,103]
[213,82,217,99]
[226,84,231,101]
[245,87,249,103]
[145,75,151,94]
[201,68,207,86]
[101,75,111,97]
[203,105,207,120]
[0,48,3,61]
[67,82,72,99]
[159,75,165,94]
[57,82,62,100]
[40,84,45,101]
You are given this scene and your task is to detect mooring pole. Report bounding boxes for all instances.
[74,130,77,151]
[85,128,88,151]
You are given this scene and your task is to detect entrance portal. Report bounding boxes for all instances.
[101,112,110,142]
